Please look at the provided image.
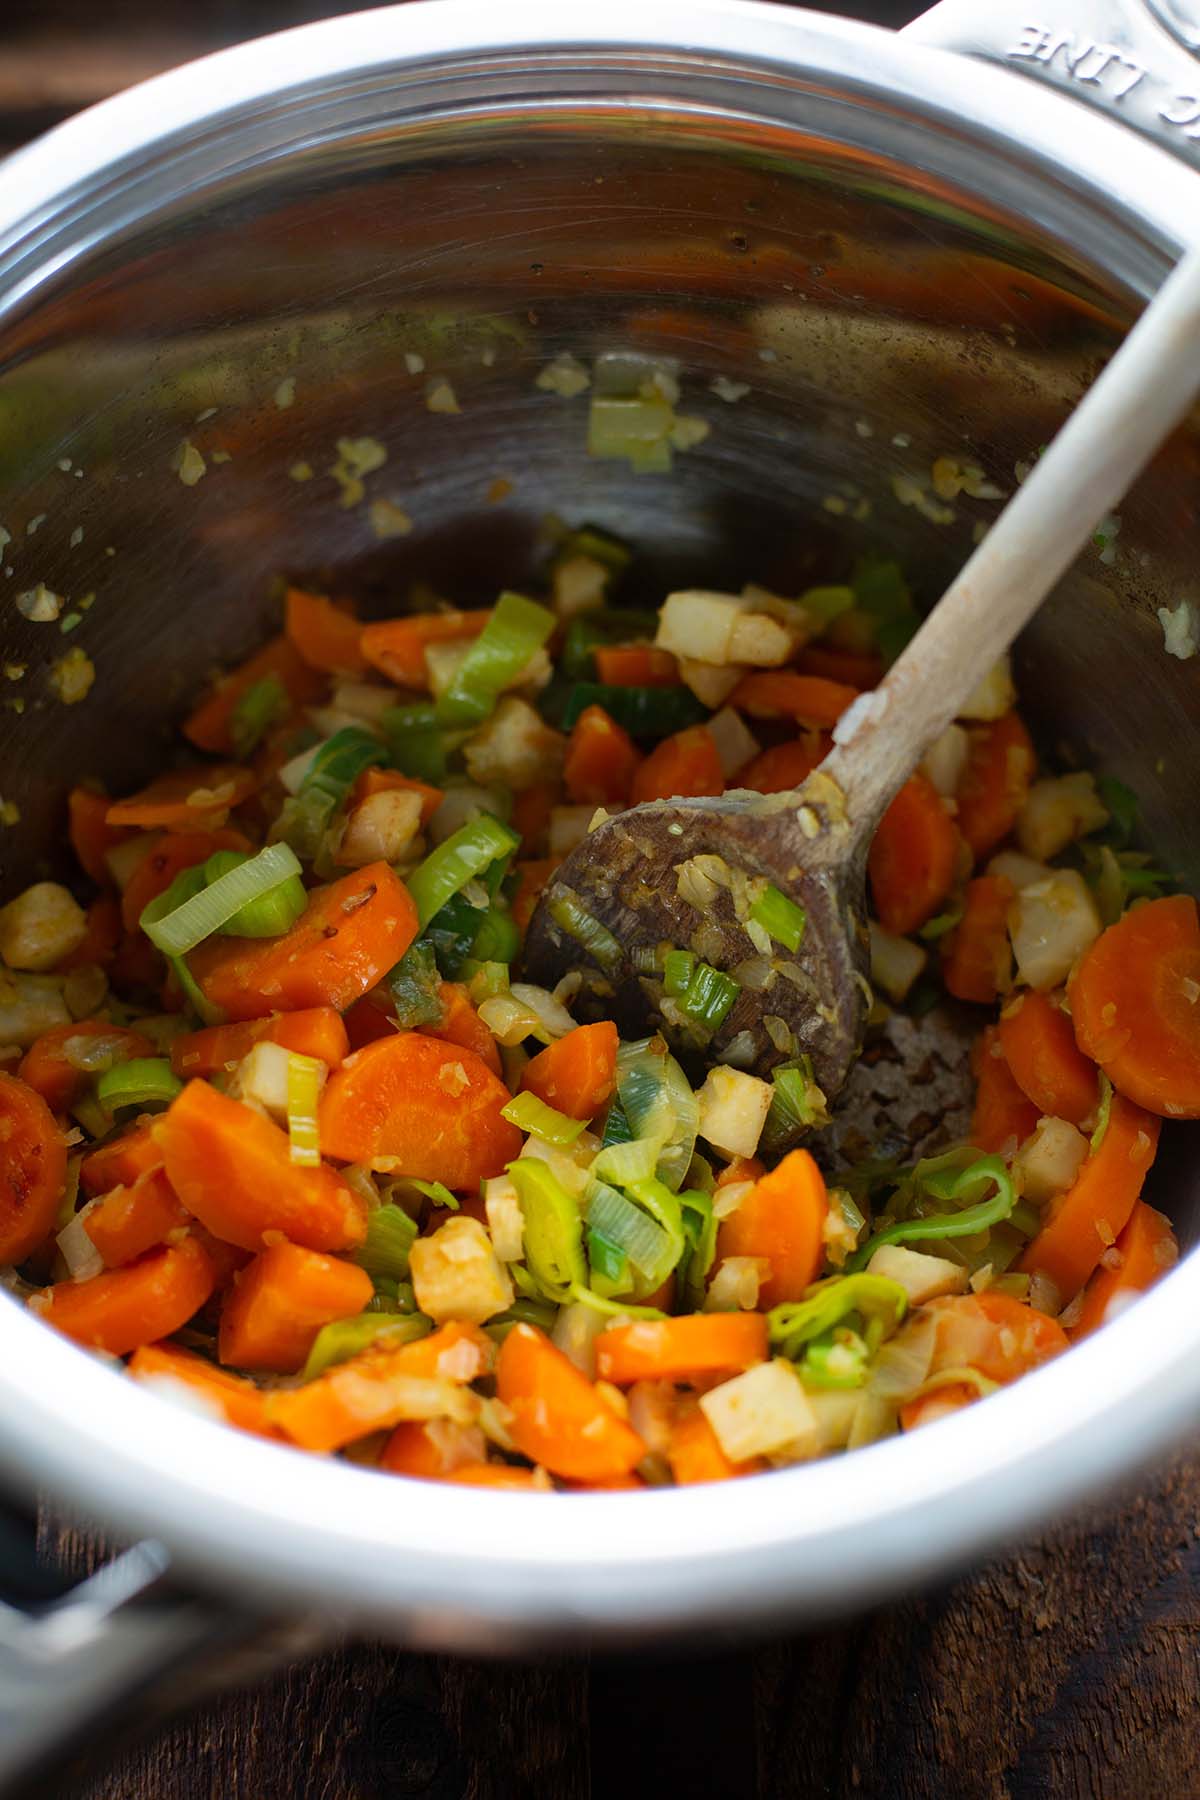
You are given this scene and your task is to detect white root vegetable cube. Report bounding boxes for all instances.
[988,850,1054,893]
[697,1065,774,1159]
[865,1244,968,1304]
[869,924,927,1003]
[707,707,760,779]
[463,696,565,791]
[700,1359,818,1462]
[1012,1115,1089,1203]
[957,655,1016,721]
[1017,773,1109,862]
[552,554,609,619]
[337,790,423,867]
[410,1215,514,1324]
[484,1175,526,1263]
[0,882,87,972]
[704,1256,770,1312]
[656,590,750,665]
[1008,870,1101,991]
[0,969,71,1046]
[726,610,798,667]
[919,724,970,798]
[679,658,745,709]
[230,1040,294,1119]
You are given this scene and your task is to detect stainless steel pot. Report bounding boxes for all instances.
[1,0,1199,1780]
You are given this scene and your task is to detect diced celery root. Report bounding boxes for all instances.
[700,1359,818,1462]
[1008,870,1101,990]
[0,968,71,1046]
[409,1215,514,1324]
[1016,773,1108,861]
[957,655,1016,721]
[337,790,423,866]
[869,924,927,1003]
[0,882,87,972]
[697,1065,773,1159]
[678,658,745,709]
[463,696,565,792]
[866,1244,968,1304]
[1012,1116,1089,1203]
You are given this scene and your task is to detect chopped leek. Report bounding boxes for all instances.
[556,525,633,575]
[615,1037,698,1193]
[425,891,488,978]
[545,890,621,973]
[302,1311,431,1380]
[286,1052,323,1167]
[502,1092,586,1146]
[600,1093,634,1149]
[798,584,855,626]
[486,1296,560,1339]
[561,608,659,681]
[584,1180,674,1285]
[470,903,520,965]
[544,680,707,739]
[406,814,519,930]
[662,949,695,997]
[274,725,383,860]
[1090,1074,1114,1152]
[676,961,739,1031]
[96,1057,183,1113]
[388,1177,458,1213]
[353,1203,419,1283]
[678,1188,718,1310]
[437,592,555,727]
[768,1273,908,1362]
[748,884,807,954]
[229,674,288,757]
[761,1057,830,1152]
[586,1225,630,1298]
[623,1176,687,1291]
[202,850,308,938]
[590,1135,660,1188]
[387,940,444,1027]
[917,907,963,942]
[508,1157,587,1298]
[847,1152,1015,1272]
[142,842,303,956]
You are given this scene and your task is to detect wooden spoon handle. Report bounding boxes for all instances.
[819,239,1200,835]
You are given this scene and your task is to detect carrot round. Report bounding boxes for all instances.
[120,827,252,934]
[593,644,679,687]
[80,1122,162,1197]
[969,1026,1040,1155]
[285,586,369,675]
[19,1020,156,1114]
[942,874,1014,1004]
[106,764,257,832]
[563,705,642,806]
[33,1236,215,1356]
[170,1007,350,1080]
[218,1241,373,1372]
[955,711,1036,859]
[714,1148,828,1308]
[595,1312,768,1385]
[156,1080,367,1252]
[495,1323,645,1482]
[737,733,830,795]
[867,772,959,937]
[1068,894,1200,1118]
[997,990,1098,1125]
[84,1169,189,1267]
[667,1405,764,1483]
[520,1021,618,1122]
[1070,1202,1178,1339]
[360,610,490,689]
[68,785,132,886]
[926,1292,1068,1384]
[183,633,324,755]
[190,862,417,1021]
[630,725,724,805]
[319,1031,521,1190]
[419,982,502,1077]
[1017,1092,1161,1301]
[729,671,858,728]
[0,1073,66,1264]
[128,1341,277,1437]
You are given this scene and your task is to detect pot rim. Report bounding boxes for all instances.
[1,0,1198,1636]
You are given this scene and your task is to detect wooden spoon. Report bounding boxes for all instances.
[522,243,1200,1120]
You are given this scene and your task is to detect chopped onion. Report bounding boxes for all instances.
[56,1205,102,1281]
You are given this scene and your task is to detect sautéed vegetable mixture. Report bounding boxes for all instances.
[1,536,1196,1489]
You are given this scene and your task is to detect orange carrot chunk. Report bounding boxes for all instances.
[926,1292,1068,1383]
[418,982,502,1078]
[33,1236,215,1356]
[0,1073,66,1264]
[285,586,369,675]
[520,1021,618,1122]
[156,1080,367,1252]
[19,1020,155,1115]
[867,772,959,937]
[595,1313,768,1385]
[183,633,324,755]
[997,990,1098,1126]
[318,1032,522,1191]
[563,705,642,806]
[593,644,680,687]
[729,671,858,728]
[218,1241,373,1373]
[68,785,133,887]
[738,733,830,795]
[630,725,724,805]
[106,765,257,832]
[942,875,1014,1004]
[668,1405,765,1483]
[360,610,490,689]
[1017,1093,1161,1302]
[714,1148,828,1308]
[170,1007,350,1079]
[128,1341,278,1437]
[495,1323,645,1483]
[1070,1201,1179,1339]
[352,765,444,825]
[955,711,1036,859]
[1068,894,1200,1119]
[80,1123,162,1197]
[444,1464,550,1490]
[84,1169,190,1268]
[969,1026,1040,1155]
[899,1382,980,1433]
[190,862,417,1021]
[57,895,122,972]
[381,1418,484,1479]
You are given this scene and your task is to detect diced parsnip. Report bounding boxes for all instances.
[1016,772,1108,861]
[697,1065,773,1159]
[0,883,87,972]
[0,968,70,1046]
[423,639,473,698]
[700,1358,818,1462]
[1008,869,1101,991]
[551,1299,609,1377]
[957,654,1016,721]
[104,832,162,892]
[337,789,423,867]
[707,707,760,780]
[808,1387,861,1454]
[552,554,610,619]
[229,1039,294,1119]
[869,924,927,1003]
[704,1256,770,1312]
[727,610,799,667]
[279,743,323,795]
[330,680,404,726]
[483,1174,525,1262]
[988,850,1054,892]
[409,1215,514,1324]
[463,696,565,792]
[1012,1115,1089,1203]
[656,591,751,666]
[678,658,745,709]
[866,1244,968,1303]
[919,723,970,798]
[547,804,598,858]
[740,585,815,643]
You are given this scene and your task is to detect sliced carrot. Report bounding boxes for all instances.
[926,1292,1068,1383]
[997,990,1098,1126]
[389,1319,495,1382]
[1068,894,1200,1119]
[867,773,959,937]
[68,786,132,887]
[184,633,324,755]
[495,1323,645,1482]
[942,874,1014,1004]
[737,733,830,795]
[520,1021,618,1122]
[351,765,444,826]
[190,863,417,1021]
[511,859,559,933]
[419,982,502,1078]
[106,765,257,832]
[714,1148,827,1308]
[120,827,252,934]
[18,1020,155,1115]
[729,671,858,728]
[285,586,369,675]
[80,1123,162,1197]
[318,1032,522,1190]
[596,1313,768,1385]
[593,644,679,687]
[218,1241,373,1373]
[170,1007,350,1080]
[446,1463,549,1490]
[344,994,399,1051]
[795,644,883,688]
[56,895,122,972]
[128,1341,277,1437]
[1070,1202,1179,1339]
[33,1236,215,1356]
[563,705,642,806]
[1017,1093,1161,1301]
[955,712,1036,859]
[715,1155,765,1188]
[969,1026,1040,1155]
[156,1080,367,1252]
[265,1321,491,1453]
[380,1418,484,1479]
[630,724,724,805]
[360,610,490,689]
[510,783,558,853]
[899,1382,979,1432]
[0,1073,66,1264]
[84,1169,190,1267]
[668,1405,764,1483]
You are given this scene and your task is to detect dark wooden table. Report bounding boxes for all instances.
[10,4,1200,1794]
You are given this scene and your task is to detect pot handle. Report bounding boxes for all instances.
[906,0,1200,167]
